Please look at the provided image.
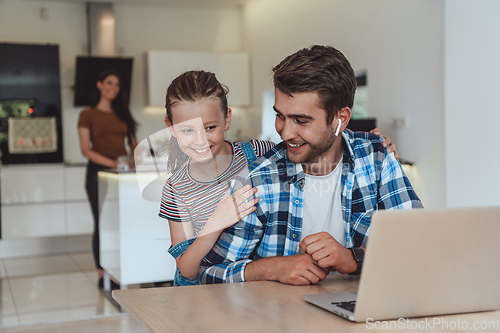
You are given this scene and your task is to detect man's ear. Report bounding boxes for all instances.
[224,108,232,131]
[335,107,352,132]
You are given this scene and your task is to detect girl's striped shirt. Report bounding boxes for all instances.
[159,139,274,237]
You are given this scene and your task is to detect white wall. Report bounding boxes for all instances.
[114,4,243,149]
[445,0,500,207]
[0,0,243,164]
[241,0,445,208]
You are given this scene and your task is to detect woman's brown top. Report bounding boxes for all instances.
[77,107,128,160]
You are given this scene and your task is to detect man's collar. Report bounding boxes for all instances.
[341,129,356,164]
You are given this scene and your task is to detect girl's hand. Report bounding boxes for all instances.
[370,128,399,159]
[200,185,258,236]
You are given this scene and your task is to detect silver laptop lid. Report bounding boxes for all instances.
[354,207,500,322]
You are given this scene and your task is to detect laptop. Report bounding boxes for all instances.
[304,207,500,322]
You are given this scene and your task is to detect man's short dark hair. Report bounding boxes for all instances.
[272,45,356,123]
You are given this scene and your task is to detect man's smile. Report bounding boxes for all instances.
[287,142,305,149]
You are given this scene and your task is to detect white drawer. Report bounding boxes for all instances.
[65,201,93,235]
[64,166,88,201]
[1,164,64,204]
[1,203,65,238]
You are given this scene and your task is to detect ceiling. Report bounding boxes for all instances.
[25,0,247,9]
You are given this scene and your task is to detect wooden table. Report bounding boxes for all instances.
[113,274,500,332]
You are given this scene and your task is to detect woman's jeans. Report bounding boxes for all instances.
[85,161,106,270]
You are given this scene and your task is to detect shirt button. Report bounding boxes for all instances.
[292,234,297,239]
[294,200,300,205]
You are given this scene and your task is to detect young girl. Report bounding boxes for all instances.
[159,71,274,286]
[158,71,398,286]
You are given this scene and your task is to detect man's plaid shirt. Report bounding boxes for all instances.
[200,129,423,284]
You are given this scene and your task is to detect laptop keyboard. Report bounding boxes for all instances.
[332,301,356,312]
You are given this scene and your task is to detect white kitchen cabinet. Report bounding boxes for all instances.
[65,201,93,235]
[99,171,175,286]
[1,164,92,239]
[64,166,93,236]
[1,164,64,204]
[2,203,65,238]
[64,166,88,200]
[147,50,249,107]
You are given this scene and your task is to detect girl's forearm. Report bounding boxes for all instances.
[176,198,243,279]
[176,230,222,279]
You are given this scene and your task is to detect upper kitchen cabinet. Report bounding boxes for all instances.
[147,51,249,107]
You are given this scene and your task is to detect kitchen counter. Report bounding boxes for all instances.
[98,170,175,289]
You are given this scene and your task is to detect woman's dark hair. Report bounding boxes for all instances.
[273,45,357,124]
[164,71,229,173]
[94,70,138,140]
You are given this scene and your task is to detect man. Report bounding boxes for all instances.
[200,45,422,285]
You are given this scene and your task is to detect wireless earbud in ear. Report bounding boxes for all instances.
[335,118,342,136]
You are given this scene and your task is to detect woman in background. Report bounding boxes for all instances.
[77,70,138,288]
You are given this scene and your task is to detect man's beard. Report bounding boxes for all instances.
[286,129,337,166]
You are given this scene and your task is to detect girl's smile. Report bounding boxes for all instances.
[168,97,232,164]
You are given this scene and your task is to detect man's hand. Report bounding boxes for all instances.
[274,254,328,285]
[299,232,357,274]
[245,254,328,285]
[370,128,399,159]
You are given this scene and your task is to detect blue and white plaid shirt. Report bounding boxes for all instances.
[200,130,423,284]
